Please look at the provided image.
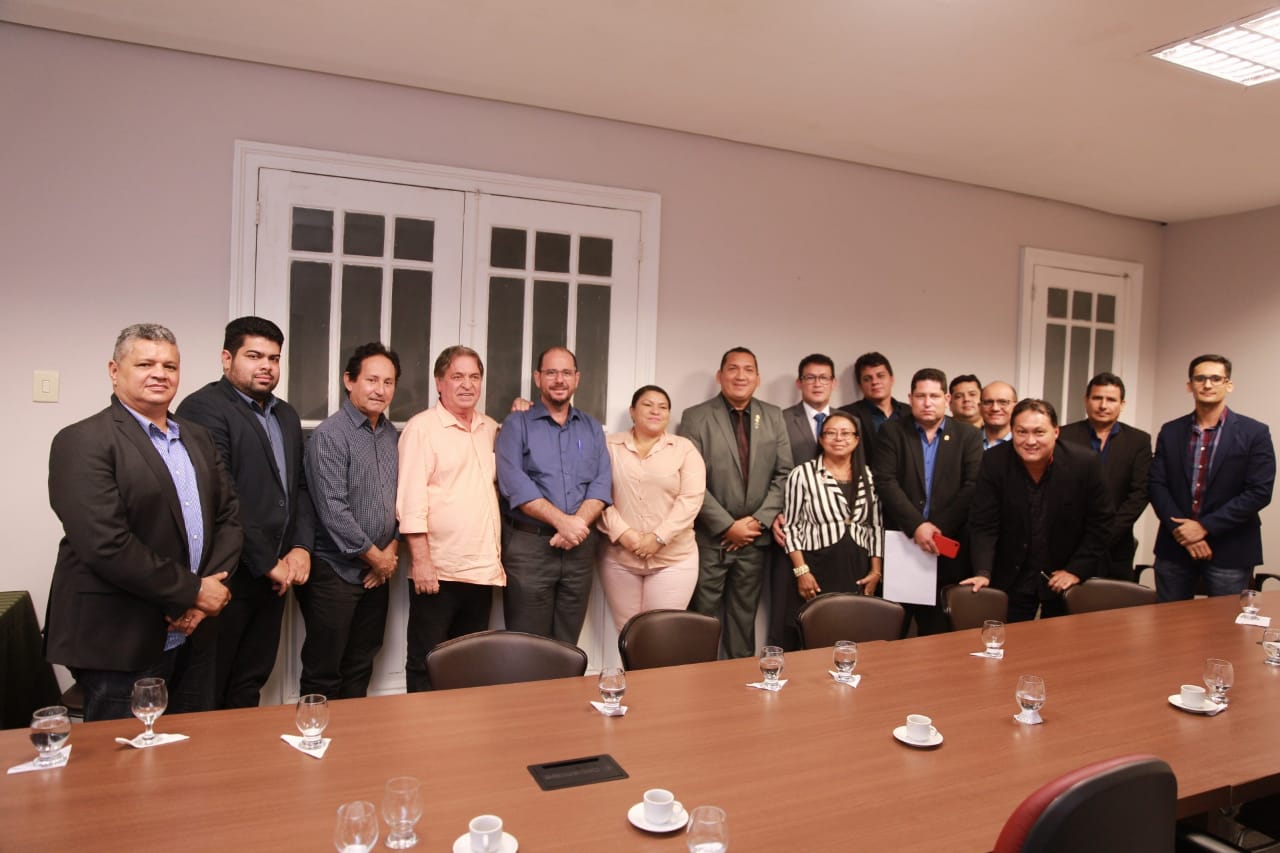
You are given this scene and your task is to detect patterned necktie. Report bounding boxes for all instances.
[734,409,750,484]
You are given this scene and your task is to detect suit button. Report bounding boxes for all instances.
[278,500,286,507]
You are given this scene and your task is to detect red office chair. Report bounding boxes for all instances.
[993,754,1175,853]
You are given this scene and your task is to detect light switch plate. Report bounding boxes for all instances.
[33,369,59,403]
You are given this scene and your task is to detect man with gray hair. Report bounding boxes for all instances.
[46,323,240,721]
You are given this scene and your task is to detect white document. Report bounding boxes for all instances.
[882,530,937,606]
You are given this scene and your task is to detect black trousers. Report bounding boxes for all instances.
[215,572,286,709]
[72,627,216,722]
[294,558,388,699]
[405,580,494,692]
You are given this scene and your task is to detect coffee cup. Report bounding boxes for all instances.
[1180,684,1208,708]
[469,814,503,852]
[906,714,933,741]
[643,788,675,825]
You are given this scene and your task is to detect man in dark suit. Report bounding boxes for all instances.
[961,399,1113,622]
[873,368,982,634]
[176,317,314,708]
[1148,354,1275,601]
[1058,372,1151,581]
[838,351,911,463]
[46,323,239,721]
[679,347,793,658]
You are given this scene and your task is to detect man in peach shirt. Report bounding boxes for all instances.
[396,346,505,692]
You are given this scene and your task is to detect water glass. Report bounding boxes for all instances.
[382,776,423,849]
[131,677,168,744]
[297,694,330,749]
[30,705,71,767]
[1263,628,1280,666]
[981,620,1006,656]
[1203,658,1234,704]
[598,666,626,712]
[334,800,379,853]
[833,641,857,681]
[686,805,729,853]
[1015,675,1046,723]
[1241,589,1260,616]
[759,646,784,688]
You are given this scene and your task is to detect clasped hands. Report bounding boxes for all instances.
[168,570,234,636]
[1171,517,1213,561]
[618,529,661,559]
[721,516,762,552]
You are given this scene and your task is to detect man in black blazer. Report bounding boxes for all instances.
[961,399,1113,622]
[1149,354,1275,601]
[176,317,314,708]
[1058,372,1151,581]
[873,368,982,634]
[46,324,239,721]
[838,351,911,463]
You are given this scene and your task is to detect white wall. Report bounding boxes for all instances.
[2,23,1168,630]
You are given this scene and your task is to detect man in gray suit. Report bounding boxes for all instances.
[679,347,793,658]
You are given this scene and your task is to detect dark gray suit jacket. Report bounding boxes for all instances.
[782,403,868,471]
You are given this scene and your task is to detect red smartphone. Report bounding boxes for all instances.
[933,532,960,559]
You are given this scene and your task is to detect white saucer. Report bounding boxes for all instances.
[452,831,518,853]
[892,725,943,748]
[1168,694,1225,715]
[627,801,689,832]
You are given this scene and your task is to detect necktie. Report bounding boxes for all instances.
[734,409,750,485]
[814,412,827,441]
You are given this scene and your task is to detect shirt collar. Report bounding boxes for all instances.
[231,383,277,415]
[341,397,391,432]
[801,401,830,421]
[118,399,178,439]
[529,400,581,424]
[721,394,753,415]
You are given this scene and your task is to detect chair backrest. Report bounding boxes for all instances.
[618,609,721,670]
[993,754,1176,853]
[1064,578,1158,615]
[426,630,588,690]
[797,593,904,648]
[942,584,1009,631]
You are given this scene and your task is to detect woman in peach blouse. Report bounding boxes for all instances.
[598,385,707,631]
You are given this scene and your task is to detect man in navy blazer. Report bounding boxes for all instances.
[1148,354,1275,601]
[177,317,314,708]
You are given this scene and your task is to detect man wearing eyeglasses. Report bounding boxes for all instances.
[496,346,611,643]
[1148,355,1275,601]
[979,381,1017,450]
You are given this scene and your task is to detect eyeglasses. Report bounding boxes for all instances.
[800,374,834,384]
[981,399,1014,408]
[821,430,859,440]
[1191,374,1227,386]
[538,369,578,379]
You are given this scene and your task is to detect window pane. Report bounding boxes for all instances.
[486,277,525,414]
[291,207,333,253]
[534,231,571,273]
[1068,326,1092,424]
[490,227,526,270]
[340,265,383,372]
[532,280,569,368]
[1072,291,1093,321]
[344,212,385,257]
[288,261,331,420]
[578,236,613,277]
[1043,323,1066,413]
[574,284,611,423]
[1047,288,1068,319]
[389,269,432,422]
[1095,329,1115,375]
[393,217,434,262]
[1097,294,1117,324]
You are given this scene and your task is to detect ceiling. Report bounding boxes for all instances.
[6,0,1280,222]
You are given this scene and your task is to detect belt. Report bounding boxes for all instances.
[504,517,558,537]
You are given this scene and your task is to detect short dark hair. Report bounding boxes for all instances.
[910,368,947,393]
[630,384,671,408]
[1188,354,1232,380]
[344,342,401,383]
[1085,371,1126,400]
[949,374,981,394]
[854,352,892,382]
[1011,398,1059,429]
[434,345,483,379]
[223,316,283,356]
[536,346,578,372]
[797,354,835,379]
[719,347,758,370]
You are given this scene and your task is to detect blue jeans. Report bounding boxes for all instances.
[71,634,216,723]
[1154,557,1253,602]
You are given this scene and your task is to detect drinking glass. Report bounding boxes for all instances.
[334,800,379,853]
[1014,675,1046,724]
[131,677,168,744]
[297,693,330,749]
[381,776,423,849]
[598,666,626,712]
[30,705,71,767]
[686,805,729,853]
[1203,658,1234,704]
[981,620,1006,657]
[1263,628,1280,666]
[1241,589,1260,617]
[833,641,857,682]
[759,646,784,688]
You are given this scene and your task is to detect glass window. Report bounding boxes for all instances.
[574,284,611,422]
[534,231,571,273]
[344,212,385,257]
[288,260,332,420]
[339,265,382,367]
[1068,326,1092,423]
[1042,323,1066,413]
[393,217,434,262]
[389,269,432,421]
[578,236,613,276]
[292,207,333,253]
[1071,291,1093,321]
[1047,288,1068,319]
[532,280,569,366]
[490,227,526,270]
[486,277,526,414]
[1097,294,1117,325]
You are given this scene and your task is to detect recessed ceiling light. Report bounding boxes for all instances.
[1152,7,1280,86]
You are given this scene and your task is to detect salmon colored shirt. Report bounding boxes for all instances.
[396,405,505,586]
[598,431,706,571]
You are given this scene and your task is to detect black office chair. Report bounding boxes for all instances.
[426,630,588,690]
[796,593,904,648]
[617,609,721,670]
[1064,578,1158,614]
[942,583,1009,631]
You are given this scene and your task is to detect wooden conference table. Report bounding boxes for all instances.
[4,591,1280,851]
